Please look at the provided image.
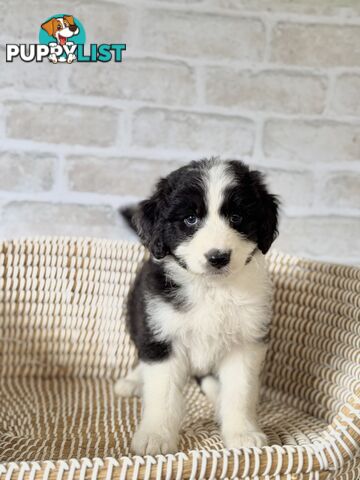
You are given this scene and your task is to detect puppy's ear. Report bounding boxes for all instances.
[64,15,75,26]
[41,18,56,36]
[133,178,169,259]
[249,170,280,254]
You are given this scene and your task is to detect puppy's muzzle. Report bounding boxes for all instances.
[69,25,78,32]
[205,249,231,269]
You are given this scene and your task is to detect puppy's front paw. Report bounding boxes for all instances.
[131,428,178,455]
[223,430,268,448]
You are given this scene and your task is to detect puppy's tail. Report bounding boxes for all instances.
[119,205,138,233]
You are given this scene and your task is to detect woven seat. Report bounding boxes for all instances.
[0,238,358,479]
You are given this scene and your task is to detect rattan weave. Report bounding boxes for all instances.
[0,237,358,479]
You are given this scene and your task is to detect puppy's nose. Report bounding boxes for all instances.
[205,249,231,269]
[69,25,78,32]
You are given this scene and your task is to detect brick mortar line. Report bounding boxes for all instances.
[3,90,360,124]
[194,65,206,107]
[53,154,68,195]
[323,71,338,115]
[82,0,360,26]
[1,139,360,175]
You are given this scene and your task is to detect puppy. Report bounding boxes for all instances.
[115,158,279,455]
[41,15,79,64]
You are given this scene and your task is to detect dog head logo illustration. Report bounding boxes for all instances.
[40,14,84,63]
[41,15,79,46]
[6,14,126,63]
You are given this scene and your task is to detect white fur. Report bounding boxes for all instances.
[116,161,271,453]
[131,358,187,455]
[219,344,267,448]
[148,252,270,375]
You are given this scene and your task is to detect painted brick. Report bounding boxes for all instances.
[206,0,360,16]
[332,74,360,116]
[132,108,255,155]
[264,119,360,163]
[0,51,63,91]
[139,10,266,61]
[74,2,132,44]
[275,215,360,260]
[0,0,131,43]
[321,172,360,210]
[0,151,56,192]
[260,167,315,208]
[205,69,327,114]
[5,102,119,147]
[68,59,196,106]
[66,156,185,197]
[0,201,137,240]
[271,23,360,67]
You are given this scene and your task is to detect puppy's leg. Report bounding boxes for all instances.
[198,375,220,420]
[114,363,142,397]
[132,356,187,455]
[219,344,267,448]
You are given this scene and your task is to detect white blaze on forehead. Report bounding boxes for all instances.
[174,160,255,275]
[206,161,235,218]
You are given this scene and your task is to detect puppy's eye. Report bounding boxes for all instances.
[57,24,62,30]
[230,214,242,224]
[184,215,198,227]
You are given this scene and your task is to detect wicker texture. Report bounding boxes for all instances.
[0,237,358,479]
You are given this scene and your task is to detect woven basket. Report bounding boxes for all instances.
[0,237,358,480]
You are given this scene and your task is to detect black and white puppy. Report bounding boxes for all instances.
[115,158,279,455]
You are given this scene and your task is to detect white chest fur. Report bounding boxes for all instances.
[147,254,271,375]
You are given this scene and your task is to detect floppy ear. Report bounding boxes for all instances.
[249,171,280,255]
[64,15,75,26]
[133,178,169,259]
[41,18,56,36]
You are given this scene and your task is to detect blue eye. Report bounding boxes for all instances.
[230,214,242,224]
[184,215,198,227]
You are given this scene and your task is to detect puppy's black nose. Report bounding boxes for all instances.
[69,24,78,32]
[205,249,231,269]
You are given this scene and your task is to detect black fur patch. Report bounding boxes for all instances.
[127,260,172,362]
[221,161,279,254]
[131,161,208,259]
[127,258,189,362]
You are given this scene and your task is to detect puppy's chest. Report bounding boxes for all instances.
[167,284,256,373]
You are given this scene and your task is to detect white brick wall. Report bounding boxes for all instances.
[0,0,359,265]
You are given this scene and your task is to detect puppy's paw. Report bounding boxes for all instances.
[223,430,268,449]
[114,378,141,397]
[131,429,178,455]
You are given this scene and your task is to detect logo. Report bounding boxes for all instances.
[6,14,126,64]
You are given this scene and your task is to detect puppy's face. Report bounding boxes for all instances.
[134,159,279,276]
